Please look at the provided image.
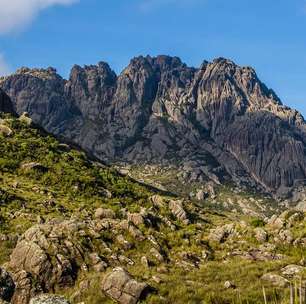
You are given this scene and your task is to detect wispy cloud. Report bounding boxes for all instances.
[138,0,202,13]
[0,54,11,76]
[0,0,78,34]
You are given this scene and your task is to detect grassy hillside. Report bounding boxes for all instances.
[0,113,305,304]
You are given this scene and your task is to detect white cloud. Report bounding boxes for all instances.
[0,0,78,34]
[139,0,201,13]
[0,54,11,76]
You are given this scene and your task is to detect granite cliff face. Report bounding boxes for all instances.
[1,56,306,198]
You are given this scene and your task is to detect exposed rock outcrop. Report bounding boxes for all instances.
[1,56,306,198]
[101,267,149,304]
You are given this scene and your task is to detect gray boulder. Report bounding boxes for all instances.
[261,273,289,287]
[101,267,148,304]
[169,200,189,225]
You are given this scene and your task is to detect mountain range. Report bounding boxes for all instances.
[1,55,306,199]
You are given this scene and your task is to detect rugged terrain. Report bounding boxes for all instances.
[1,56,306,200]
[0,94,306,304]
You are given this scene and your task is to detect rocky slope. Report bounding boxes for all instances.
[1,56,306,199]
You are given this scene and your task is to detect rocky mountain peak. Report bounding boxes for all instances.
[1,55,305,198]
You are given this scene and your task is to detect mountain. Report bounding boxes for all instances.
[1,56,306,199]
[1,103,306,304]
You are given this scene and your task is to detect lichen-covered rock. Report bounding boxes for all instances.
[101,267,148,304]
[29,294,70,304]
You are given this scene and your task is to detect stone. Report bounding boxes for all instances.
[169,200,189,225]
[18,112,32,126]
[295,201,306,212]
[127,213,145,226]
[152,276,162,284]
[0,125,13,137]
[116,235,133,250]
[261,273,289,287]
[29,294,70,304]
[101,267,149,304]
[195,190,206,201]
[140,256,149,268]
[8,219,100,302]
[149,248,164,263]
[281,265,306,278]
[278,229,294,244]
[94,208,115,219]
[209,224,235,243]
[224,281,235,289]
[254,228,268,243]
[150,195,165,208]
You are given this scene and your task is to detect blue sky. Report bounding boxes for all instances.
[0,0,305,116]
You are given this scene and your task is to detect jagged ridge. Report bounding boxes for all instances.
[1,56,306,198]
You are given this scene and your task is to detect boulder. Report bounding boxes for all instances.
[149,248,164,263]
[267,215,284,230]
[8,219,99,303]
[101,267,148,304]
[94,208,115,219]
[195,190,206,201]
[0,125,13,137]
[295,201,306,212]
[150,195,165,208]
[127,213,145,226]
[18,113,32,126]
[278,229,294,244]
[224,281,235,289]
[261,273,289,287]
[209,224,235,243]
[169,200,189,225]
[281,265,306,278]
[254,228,268,243]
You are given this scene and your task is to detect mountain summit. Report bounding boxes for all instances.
[1,56,306,198]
